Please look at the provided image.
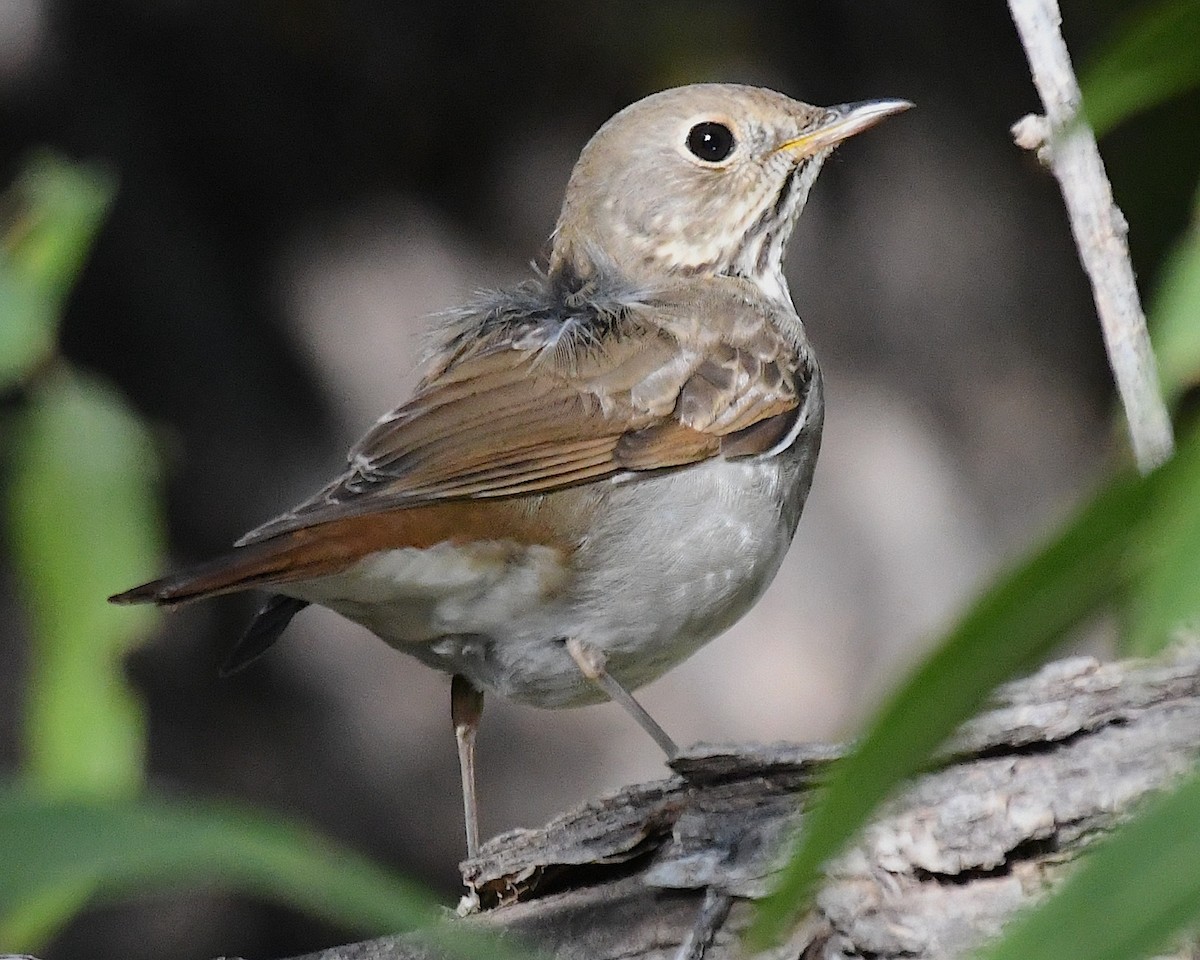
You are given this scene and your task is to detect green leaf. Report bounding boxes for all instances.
[1123,184,1200,654]
[0,786,443,953]
[6,370,163,795]
[977,766,1200,960]
[3,151,115,305]
[0,153,115,389]
[1149,189,1200,406]
[1123,424,1200,654]
[749,471,1155,948]
[1081,0,1200,137]
[0,262,53,390]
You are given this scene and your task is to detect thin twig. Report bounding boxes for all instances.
[1008,0,1174,473]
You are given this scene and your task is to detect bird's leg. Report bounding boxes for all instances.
[565,637,678,757]
[451,674,485,860]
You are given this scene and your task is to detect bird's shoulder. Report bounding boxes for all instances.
[426,265,808,380]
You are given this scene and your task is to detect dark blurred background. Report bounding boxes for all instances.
[1,1,1198,958]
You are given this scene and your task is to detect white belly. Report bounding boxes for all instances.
[290,453,810,708]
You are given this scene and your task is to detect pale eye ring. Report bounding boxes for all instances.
[686,122,736,162]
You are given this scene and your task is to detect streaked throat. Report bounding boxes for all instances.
[731,154,828,307]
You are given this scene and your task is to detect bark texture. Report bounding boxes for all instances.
[287,650,1200,960]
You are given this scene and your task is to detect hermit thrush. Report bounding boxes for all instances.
[112,84,909,858]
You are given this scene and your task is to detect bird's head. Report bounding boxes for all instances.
[550,83,910,303]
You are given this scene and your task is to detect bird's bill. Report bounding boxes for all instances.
[775,98,913,157]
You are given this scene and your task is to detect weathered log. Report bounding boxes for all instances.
[290,649,1200,960]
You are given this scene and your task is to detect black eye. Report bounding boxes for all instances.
[686,122,735,162]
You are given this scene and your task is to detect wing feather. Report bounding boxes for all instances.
[239,278,814,545]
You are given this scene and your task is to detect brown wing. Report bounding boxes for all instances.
[238,285,814,546]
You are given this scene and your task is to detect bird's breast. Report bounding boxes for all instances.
[288,423,820,708]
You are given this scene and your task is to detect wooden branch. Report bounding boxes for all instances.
[1008,0,1174,472]
[288,650,1200,960]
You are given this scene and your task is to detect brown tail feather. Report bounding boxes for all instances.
[109,541,302,606]
[106,524,363,607]
[108,497,579,608]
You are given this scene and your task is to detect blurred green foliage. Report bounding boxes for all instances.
[0,788,442,949]
[0,155,465,955]
[0,154,153,800]
[1081,0,1200,137]
[1149,185,1200,407]
[10,370,160,796]
[0,155,114,391]
[755,0,1200,954]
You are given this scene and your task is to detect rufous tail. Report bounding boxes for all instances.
[107,524,359,606]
